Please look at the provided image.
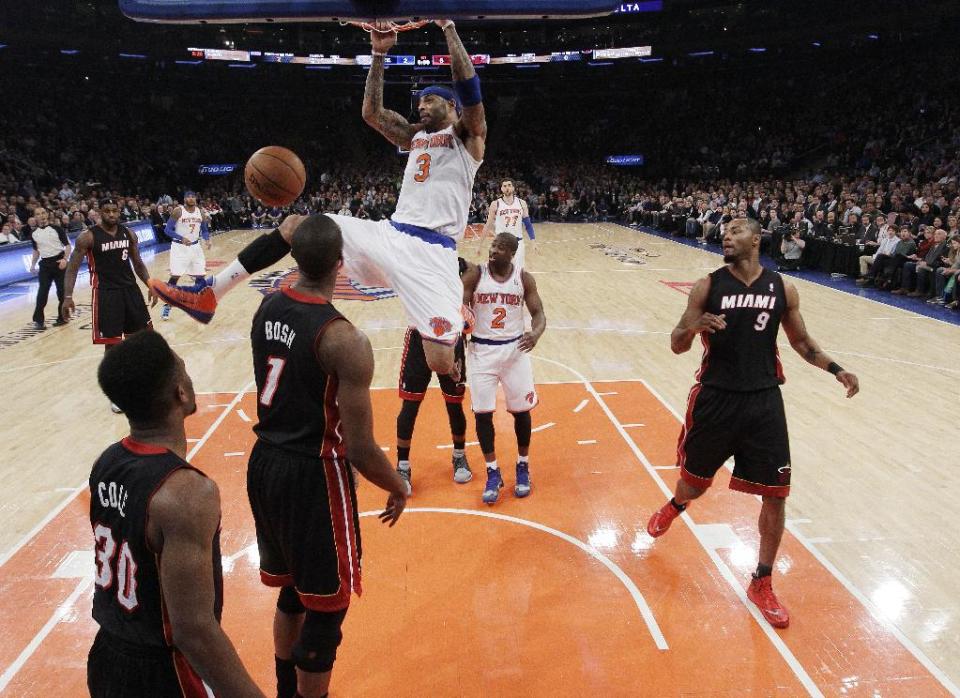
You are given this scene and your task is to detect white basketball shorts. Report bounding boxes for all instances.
[169,241,206,277]
[467,339,538,413]
[327,215,462,345]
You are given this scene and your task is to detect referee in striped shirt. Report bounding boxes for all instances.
[30,207,71,330]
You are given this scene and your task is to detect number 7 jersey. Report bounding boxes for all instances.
[471,262,525,341]
[391,124,482,240]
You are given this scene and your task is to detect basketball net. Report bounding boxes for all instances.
[342,19,431,33]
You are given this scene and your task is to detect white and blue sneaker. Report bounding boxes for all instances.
[481,467,503,505]
[160,304,171,321]
[514,462,531,498]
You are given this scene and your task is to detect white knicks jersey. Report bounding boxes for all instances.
[392,124,482,240]
[494,197,524,237]
[175,205,204,243]
[472,263,525,340]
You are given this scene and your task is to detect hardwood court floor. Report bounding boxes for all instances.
[0,223,958,696]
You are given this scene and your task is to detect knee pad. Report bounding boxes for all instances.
[513,411,532,448]
[277,586,305,615]
[291,609,348,674]
[396,399,422,441]
[475,411,495,454]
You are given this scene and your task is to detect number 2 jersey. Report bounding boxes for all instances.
[90,438,222,648]
[471,262,525,341]
[696,266,787,391]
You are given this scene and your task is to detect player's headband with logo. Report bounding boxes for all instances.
[419,86,462,116]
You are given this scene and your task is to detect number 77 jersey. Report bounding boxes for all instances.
[90,438,222,648]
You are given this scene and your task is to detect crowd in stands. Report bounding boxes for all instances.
[2,41,959,309]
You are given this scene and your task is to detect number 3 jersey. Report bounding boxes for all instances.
[90,437,222,648]
[391,124,483,240]
[471,262,525,341]
[698,266,787,391]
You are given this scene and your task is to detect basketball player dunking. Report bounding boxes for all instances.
[477,179,536,268]
[161,191,211,320]
[647,217,859,629]
[151,19,486,378]
[462,232,546,504]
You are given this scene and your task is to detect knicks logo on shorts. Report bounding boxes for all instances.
[525,391,536,404]
[429,316,453,337]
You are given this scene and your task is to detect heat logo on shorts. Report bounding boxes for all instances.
[251,267,397,301]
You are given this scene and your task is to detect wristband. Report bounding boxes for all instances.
[827,362,843,375]
[455,74,482,108]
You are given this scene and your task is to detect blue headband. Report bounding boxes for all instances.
[419,86,462,116]
[183,191,197,199]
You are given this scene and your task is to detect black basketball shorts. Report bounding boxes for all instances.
[398,327,466,403]
[87,629,208,698]
[92,285,152,344]
[247,440,362,611]
[676,384,792,497]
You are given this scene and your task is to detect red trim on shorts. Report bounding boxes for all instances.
[400,389,426,402]
[679,465,714,490]
[172,648,210,697]
[774,346,786,384]
[397,327,414,398]
[441,391,465,404]
[675,383,702,473]
[121,437,168,455]
[260,569,295,587]
[282,286,329,305]
[729,476,789,498]
[319,375,346,460]
[694,333,711,383]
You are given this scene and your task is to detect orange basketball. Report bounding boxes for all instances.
[244,146,306,207]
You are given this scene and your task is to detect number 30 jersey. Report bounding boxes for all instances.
[697,266,787,392]
[90,438,222,648]
[471,263,525,341]
[392,124,482,240]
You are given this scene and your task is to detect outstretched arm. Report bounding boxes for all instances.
[437,21,486,160]
[781,280,859,397]
[361,24,418,149]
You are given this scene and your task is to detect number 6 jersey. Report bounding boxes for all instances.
[698,266,787,391]
[90,437,222,648]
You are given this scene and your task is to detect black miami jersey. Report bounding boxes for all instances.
[89,438,223,648]
[89,225,137,289]
[696,266,787,392]
[251,286,348,458]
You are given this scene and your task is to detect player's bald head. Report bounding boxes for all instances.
[291,214,343,281]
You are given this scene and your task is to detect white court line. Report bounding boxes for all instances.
[236,409,252,423]
[621,423,645,428]
[358,507,668,651]
[653,466,676,471]
[577,439,597,445]
[0,577,94,692]
[532,422,556,433]
[596,391,617,396]
[223,452,245,457]
[638,378,959,695]
[208,403,232,408]
[573,399,589,413]
[0,380,255,690]
[0,479,86,569]
[532,356,823,696]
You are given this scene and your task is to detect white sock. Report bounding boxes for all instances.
[453,448,465,458]
[212,259,250,300]
[398,460,410,472]
[518,455,529,464]
[486,460,499,471]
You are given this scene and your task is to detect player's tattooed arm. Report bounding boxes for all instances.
[781,280,859,397]
[671,276,723,354]
[439,22,487,154]
[361,36,417,149]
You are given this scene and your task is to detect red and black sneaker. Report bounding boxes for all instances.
[747,575,790,628]
[149,277,217,324]
[647,499,684,538]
